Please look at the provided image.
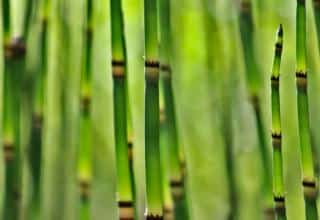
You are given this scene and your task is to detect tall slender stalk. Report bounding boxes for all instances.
[159,0,189,219]
[27,1,50,218]
[110,0,135,219]
[239,0,273,217]
[270,25,286,220]
[144,0,163,218]
[313,0,320,51]
[77,0,93,219]
[296,0,319,219]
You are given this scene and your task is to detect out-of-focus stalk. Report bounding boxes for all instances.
[239,0,273,217]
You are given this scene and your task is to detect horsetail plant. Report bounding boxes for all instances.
[110,0,136,219]
[27,0,50,218]
[239,0,273,216]
[313,0,320,52]
[77,0,94,219]
[270,25,287,220]
[159,0,189,219]
[1,0,34,217]
[296,0,319,218]
[144,0,163,218]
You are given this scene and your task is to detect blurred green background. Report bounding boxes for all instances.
[3,0,320,219]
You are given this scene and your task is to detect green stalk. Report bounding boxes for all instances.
[296,0,319,219]
[144,0,163,218]
[27,1,49,218]
[159,0,189,219]
[270,25,286,220]
[77,0,93,219]
[239,1,273,217]
[110,0,135,219]
[313,0,320,52]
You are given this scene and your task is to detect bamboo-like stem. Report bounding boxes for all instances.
[27,1,49,218]
[239,1,273,217]
[144,0,163,219]
[313,0,320,49]
[270,25,286,220]
[159,0,189,219]
[110,0,135,219]
[296,0,319,219]
[77,0,94,219]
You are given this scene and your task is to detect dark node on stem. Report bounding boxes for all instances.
[240,1,251,12]
[13,189,21,202]
[79,179,91,200]
[112,59,125,78]
[146,214,164,220]
[128,140,133,162]
[302,179,318,199]
[145,60,160,68]
[315,0,320,7]
[271,132,282,148]
[170,179,184,199]
[81,95,91,114]
[160,64,171,79]
[145,60,160,82]
[274,196,285,202]
[298,0,306,4]
[249,94,260,110]
[264,207,275,219]
[33,113,43,130]
[275,43,283,54]
[160,107,166,124]
[3,141,14,162]
[118,201,134,220]
[85,26,93,38]
[271,75,280,86]
[296,71,307,90]
[4,37,26,60]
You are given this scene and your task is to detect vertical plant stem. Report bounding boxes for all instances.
[239,1,273,217]
[270,25,286,220]
[296,0,319,219]
[313,0,320,51]
[78,0,93,219]
[110,0,135,219]
[159,0,189,219]
[144,0,163,218]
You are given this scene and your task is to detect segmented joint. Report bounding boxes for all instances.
[85,26,93,38]
[81,95,91,114]
[275,43,283,54]
[240,1,251,12]
[33,113,43,130]
[145,214,163,220]
[302,179,318,199]
[112,59,125,78]
[249,95,260,110]
[3,141,14,162]
[272,132,282,148]
[160,64,171,79]
[128,140,133,162]
[4,37,26,59]
[296,71,307,90]
[145,60,160,82]
[274,196,285,203]
[79,179,91,201]
[119,201,134,220]
[271,75,280,87]
[170,179,184,199]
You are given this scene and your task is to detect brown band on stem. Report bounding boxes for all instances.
[303,179,318,199]
[315,0,320,7]
[4,141,14,162]
[33,112,43,130]
[146,214,163,220]
[79,179,91,200]
[275,43,283,54]
[119,201,134,220]
[249,94,260,110]
[272,132,282,149]
[240,1,251,12]
[264,207,275,219]
[160,64,171,79]
[274,196,285,202]
[160,107,166,124]
[81,95,91,114]
[271,75,280,86]
[145,60,160,82]
[112,59,126,78]
[296,71,307,90]
[170,179,184,199]
[145,60,160,68]
[4,37,26,59]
